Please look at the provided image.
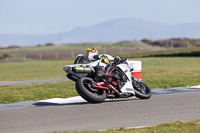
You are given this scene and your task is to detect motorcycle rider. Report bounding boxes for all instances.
[74,46,114,64]
[74,46,121,78]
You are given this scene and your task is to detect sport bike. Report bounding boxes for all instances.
[63,58,151,103]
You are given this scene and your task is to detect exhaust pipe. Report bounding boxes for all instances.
[67,73,79,82]
[72,67,91,73]
[109,84,121,96]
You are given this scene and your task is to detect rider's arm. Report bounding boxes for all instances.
[93,55,100,60]
[99,54,114,61]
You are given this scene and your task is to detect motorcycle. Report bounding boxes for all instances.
[63,57,151,103]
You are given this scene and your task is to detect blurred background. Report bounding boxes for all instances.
[0,0,200,62]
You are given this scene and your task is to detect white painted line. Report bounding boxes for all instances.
[36,96,137,105]
[190,85,200,88]
[37,96,87,104]
[98,126,148,131]
[126,126,148,129]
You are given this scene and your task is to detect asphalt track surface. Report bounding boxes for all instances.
[0,86,200,133]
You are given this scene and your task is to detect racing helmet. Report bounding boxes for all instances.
[85,47,98,55]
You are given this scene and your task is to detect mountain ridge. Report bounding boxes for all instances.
[0,18,200,47]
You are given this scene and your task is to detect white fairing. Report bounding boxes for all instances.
[117,64,132,80]
[117,64,135,95]
[120,81,135,94]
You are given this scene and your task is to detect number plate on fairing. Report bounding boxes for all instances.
[120,81,135,95]
[126,88,134,91]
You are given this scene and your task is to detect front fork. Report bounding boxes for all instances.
[132,76,141,89]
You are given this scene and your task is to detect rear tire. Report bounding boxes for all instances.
[133,81,151,99]
[76,77,106,103]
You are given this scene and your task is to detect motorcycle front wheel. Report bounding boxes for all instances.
[75,77,106,103]
[133,81,152,99]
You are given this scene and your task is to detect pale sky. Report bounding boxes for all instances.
[0,0,200,35]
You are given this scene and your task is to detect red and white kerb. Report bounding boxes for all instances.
[128,61,142,79]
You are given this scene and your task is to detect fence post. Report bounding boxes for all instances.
[39,53,42,60]
[55,52,58,59]
[6,57,9,63]
[120,48,123,53]
[71,51,74,58]
[23,55,27,62]
[103,48,107,54]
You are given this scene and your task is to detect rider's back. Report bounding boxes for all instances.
[74,54,90,64]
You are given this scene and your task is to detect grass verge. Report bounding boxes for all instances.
[51,120,200,133]
[139,57,200,89]
[0,59,73,81]
[0,81,77,104]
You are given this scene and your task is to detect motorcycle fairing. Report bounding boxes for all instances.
[116,64,135,95]
[120,81,135,95]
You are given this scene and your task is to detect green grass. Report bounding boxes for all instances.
[1,57,199,88]
[139,57,200,89]
[51,120,200,133]
[0,59,73,81]
[0,81,77,104]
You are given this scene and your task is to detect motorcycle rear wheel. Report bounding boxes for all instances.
[133,81,151,99]
[76,77,106,103]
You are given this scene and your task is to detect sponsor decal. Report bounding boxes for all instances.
[126,88,134,91]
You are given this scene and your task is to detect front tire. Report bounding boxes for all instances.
[133,81,151,99]
[76,77,106,103]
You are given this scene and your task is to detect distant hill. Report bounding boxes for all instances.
[0,18,200,47]
[0,34,58,47]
